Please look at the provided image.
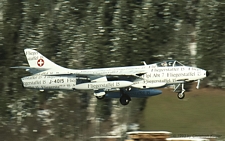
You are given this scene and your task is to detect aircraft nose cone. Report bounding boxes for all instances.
[206,70,210,77]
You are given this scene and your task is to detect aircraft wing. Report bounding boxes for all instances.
[43,72,146,78]
[43,69,147,77]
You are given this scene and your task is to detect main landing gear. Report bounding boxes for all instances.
[120,89,131,105]
[119,89,131,105]
[94,88,131,105]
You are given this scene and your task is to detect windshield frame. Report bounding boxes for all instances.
[156,60,184,67]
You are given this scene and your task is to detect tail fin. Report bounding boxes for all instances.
[24,49,63,69]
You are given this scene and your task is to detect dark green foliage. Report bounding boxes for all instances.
[95,99,111,119]
[196,1,225,87]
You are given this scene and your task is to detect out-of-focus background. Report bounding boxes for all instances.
[0,0,225,140]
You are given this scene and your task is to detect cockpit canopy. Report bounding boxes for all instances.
[156,60,184,67]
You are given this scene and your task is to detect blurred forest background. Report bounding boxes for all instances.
[0,0,225,140]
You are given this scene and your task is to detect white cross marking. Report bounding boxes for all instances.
[37,59,44,67]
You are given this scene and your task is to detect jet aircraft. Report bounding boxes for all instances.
[12,49,209,105]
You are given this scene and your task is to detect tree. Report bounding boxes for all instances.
[0,0,23,117]
[196,0,225,88]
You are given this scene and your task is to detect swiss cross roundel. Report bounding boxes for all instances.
[37,59,44,67]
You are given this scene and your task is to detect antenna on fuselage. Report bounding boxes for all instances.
[141,61,147,66]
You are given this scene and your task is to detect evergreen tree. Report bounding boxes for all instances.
[132,0,159,64]
[0,0,23,117]
[196,1,225,88]
[153,1,190,63]
[110,0,138,66]
[83,0,101,68]
[165,1,195,64]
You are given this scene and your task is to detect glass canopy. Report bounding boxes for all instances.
[156,60,184,67]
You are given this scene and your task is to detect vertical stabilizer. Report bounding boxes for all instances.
[24,49,63,69]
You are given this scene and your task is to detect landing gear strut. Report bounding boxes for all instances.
[119,89,131,105]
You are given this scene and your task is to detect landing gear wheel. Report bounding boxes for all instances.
[177,92,185,99]
[120,95,130,105]
[96,95,105,100]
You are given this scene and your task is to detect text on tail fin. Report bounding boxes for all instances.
[24,49,63,69]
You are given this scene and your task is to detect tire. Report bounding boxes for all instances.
[177,92,185,99]
[120,95,130,105]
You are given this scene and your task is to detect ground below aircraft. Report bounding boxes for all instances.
[12,49,209,105]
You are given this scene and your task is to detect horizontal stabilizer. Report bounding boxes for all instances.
[11,66,32,69]
[10,66,48,74]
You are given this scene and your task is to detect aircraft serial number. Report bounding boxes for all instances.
[49,79,64,84]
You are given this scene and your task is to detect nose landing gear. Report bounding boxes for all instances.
[177,92,185,99]
[174,83,186,99]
